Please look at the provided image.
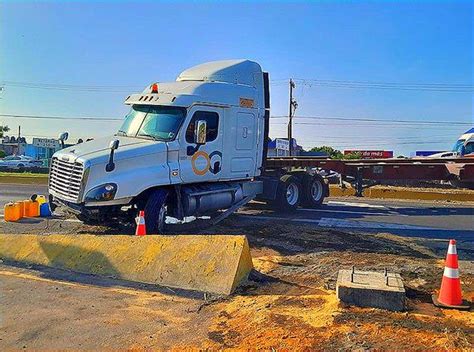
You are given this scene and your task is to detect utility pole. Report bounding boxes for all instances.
[288,79,297,156]
[18,126,21,155]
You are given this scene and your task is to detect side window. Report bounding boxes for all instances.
[186,111,219,143]
[464,142,474,155]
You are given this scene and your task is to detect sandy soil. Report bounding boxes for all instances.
[1,217,473,350]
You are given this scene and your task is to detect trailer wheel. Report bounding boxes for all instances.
[273,175,301,212]
[300,174,326,208]
[143,189,169,234]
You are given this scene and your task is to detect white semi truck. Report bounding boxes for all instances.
[49,60,328,233]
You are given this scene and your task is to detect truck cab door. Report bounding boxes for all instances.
[178,106,224,183]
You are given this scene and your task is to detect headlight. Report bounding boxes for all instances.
[84,183,117,202]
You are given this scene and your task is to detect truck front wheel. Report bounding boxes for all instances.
[300,174,326,208]
[273,175,301,212]
[143,189,169,234]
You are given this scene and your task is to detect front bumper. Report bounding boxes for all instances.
[50,194,132,219]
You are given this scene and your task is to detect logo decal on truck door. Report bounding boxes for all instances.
[191,150,222,176]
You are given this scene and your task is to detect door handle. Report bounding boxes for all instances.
[243,127,248,138]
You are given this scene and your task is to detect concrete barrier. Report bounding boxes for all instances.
[0,234,253,295]
[329,185,474,202]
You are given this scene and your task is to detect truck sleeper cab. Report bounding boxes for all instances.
[49,60,327,233]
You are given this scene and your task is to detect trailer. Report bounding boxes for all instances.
[48,60,474,233]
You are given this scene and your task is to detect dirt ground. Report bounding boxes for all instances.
[1,216,473,350]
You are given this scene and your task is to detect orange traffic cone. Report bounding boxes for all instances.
[432,239,470,310]
[135,210,147,236]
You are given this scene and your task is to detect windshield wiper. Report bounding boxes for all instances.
[116,131,127,136]
[137,134,165,141]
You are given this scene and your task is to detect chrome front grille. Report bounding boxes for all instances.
[49,157,84,202]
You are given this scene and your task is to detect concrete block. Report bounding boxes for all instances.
[0,234,253,295]
[336,269,405,311]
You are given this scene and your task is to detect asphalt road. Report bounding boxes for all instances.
[1,183,473,241]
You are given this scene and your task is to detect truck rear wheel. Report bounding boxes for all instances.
[143,189,169,234]
[300,174,326,208]
[273,175,301,212]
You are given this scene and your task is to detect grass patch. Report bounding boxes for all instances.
[0,172,48,185]
[0,172,48,178]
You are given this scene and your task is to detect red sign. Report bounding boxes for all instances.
[344,150,394,159]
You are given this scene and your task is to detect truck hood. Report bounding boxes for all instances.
[54,136,162,166]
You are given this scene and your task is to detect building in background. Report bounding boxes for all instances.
[24,138,62,161]
[267,138,303,156]
[0,136,27,156]
[411,151,444,157]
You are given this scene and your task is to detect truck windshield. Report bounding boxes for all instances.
[452,139,465,153]
[117,105,186,141]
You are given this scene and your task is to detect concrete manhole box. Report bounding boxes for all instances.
[336,268,406,311]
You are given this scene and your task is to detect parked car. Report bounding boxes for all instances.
[0,155,43,171]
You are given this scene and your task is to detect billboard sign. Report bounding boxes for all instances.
[344,150,394,159]
[32,138,61,149]
[275,138,290,151]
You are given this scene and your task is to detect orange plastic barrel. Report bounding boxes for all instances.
[4,202,21,222]
[18,200,26,217]
[22,200,31,217]
[25,200,40,217]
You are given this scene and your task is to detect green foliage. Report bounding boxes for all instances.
[309,146,364,159]
[0,150,5,158]
[0,125,10,138]
[343,152,362,159]
[309,146,344,159]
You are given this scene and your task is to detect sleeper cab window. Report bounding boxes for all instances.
[185,111,219,143]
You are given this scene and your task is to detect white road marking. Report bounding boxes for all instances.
[237,214,435,230]
[298,208,387,216]
[317,217,433,230]
[238,214,321,224]
[327,200,387,209]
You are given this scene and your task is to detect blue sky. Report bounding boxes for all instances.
[0,1,472,155]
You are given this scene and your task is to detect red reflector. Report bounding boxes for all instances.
[151,83,158,93]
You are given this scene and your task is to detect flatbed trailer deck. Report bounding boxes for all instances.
[266,157,474,196]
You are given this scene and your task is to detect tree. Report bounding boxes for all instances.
[309,146,363,159]
[309,146,344,159]
[343,151,362,160]
[0,150,5,158]
[0,125,9,138]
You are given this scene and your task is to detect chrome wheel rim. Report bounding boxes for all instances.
[311,180,323,201]
[286,183,299,206]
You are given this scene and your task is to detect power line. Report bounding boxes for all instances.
[293,78,473,88]
[0,80,142,93]
[0,113,122,121]
[3,113,471,126]
[272,115,472,126]
[278,78,474,92]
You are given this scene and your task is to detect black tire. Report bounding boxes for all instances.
[18,164,25,172]
[272,174,301,212]
[143,189,169,234]
[300,174,326,208]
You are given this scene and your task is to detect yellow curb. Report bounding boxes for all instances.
[329,185,474,202]
[0,234,253,295]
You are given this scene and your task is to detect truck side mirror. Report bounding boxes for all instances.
[58,132,69,149]
[106,139,120,172]
[109,139,120,150]
[194,120,207,145]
